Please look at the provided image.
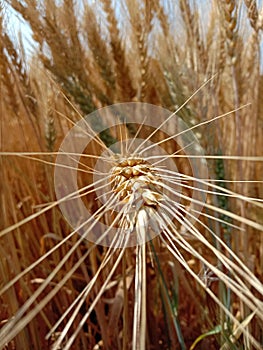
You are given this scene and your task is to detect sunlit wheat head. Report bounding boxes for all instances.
[54,102,208,248]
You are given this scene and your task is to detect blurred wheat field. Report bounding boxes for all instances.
[0,0,263,349]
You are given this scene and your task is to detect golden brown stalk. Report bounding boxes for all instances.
[152,0,169,37]
[126,0,154,101]
[83,5,116,100]
[221,0,238,64]
[101,0,136,100]
[244,0,259,32]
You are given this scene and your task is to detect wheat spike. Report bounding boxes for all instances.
[101,0,136,100]
[244,0,259,31]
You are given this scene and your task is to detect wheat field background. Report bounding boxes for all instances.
[0,0,263,349]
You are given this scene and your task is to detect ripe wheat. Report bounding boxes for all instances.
[1,1,263,349]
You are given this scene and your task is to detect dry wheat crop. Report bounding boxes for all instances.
[0,0,263,349]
